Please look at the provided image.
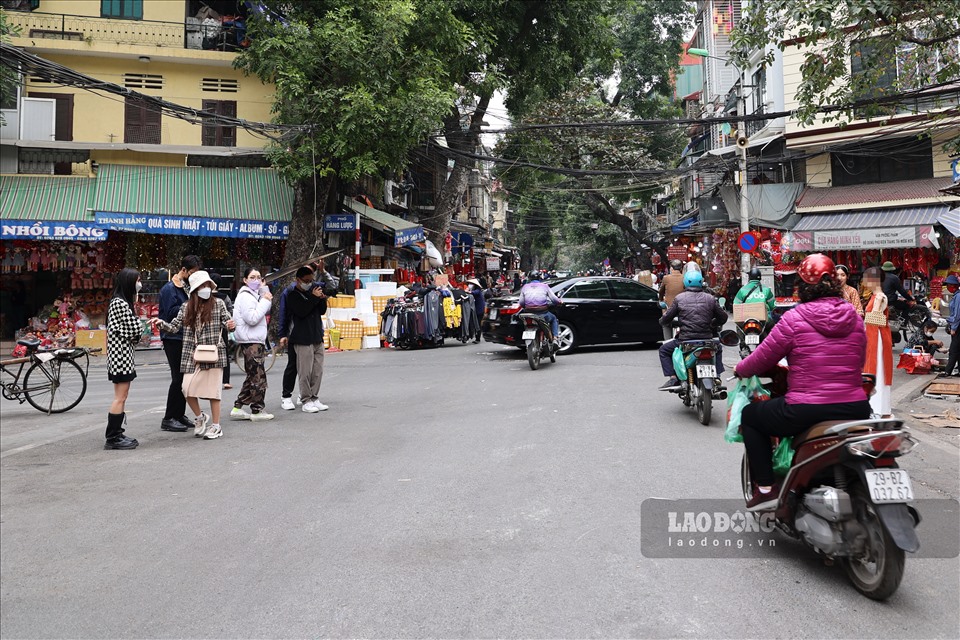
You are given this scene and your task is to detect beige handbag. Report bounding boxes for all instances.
[864,311,886,326]
[193,344,218,363]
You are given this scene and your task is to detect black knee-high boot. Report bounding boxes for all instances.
[104,413,137,450]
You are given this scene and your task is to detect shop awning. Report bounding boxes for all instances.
[719,183,804,230]
[938,208,960,237]
[344,198,424,247]
[91,164,293,240]
[792,205,949,232]
[1,175,96,221]
[671,215,697,233]
[0,175,106,241]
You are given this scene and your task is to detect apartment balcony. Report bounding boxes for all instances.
[5,10,248,57]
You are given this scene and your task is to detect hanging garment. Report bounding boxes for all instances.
[423,291,442,339]
[442,296,462,329]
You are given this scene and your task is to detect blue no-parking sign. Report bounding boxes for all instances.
[737,231,759,253]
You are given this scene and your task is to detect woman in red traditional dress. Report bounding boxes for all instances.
[862,266,892,417]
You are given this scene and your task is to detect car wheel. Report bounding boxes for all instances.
[556,322,576,354]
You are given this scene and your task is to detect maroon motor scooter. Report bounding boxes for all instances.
[739,372,921,601]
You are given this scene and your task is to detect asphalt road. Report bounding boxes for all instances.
[1,342,958,639]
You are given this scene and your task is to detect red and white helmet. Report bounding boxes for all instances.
[797,253,836,285]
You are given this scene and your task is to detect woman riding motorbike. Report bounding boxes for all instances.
[733,253,871,511]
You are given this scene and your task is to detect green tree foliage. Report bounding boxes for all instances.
[234,0,468,270]
[497,0,690,269]
[419,0,621,246]
[236,0,462,184]
[731,0,960,125]
[0,11,22,124]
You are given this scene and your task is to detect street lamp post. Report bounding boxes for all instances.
[689,48,751,282]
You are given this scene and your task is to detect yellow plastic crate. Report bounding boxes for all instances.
[372,296,392,314]
[327,295,356,308]
[340,337,362,351]
[333,319,364,338]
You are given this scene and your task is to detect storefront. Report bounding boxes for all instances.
[0,165,292,346]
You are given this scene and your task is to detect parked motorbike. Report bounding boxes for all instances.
[671,329,737,425]
[740,373,921,601]
[888,296,930,343]
[518,312,556,370]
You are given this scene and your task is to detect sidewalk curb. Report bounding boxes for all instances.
[892,373,934,407]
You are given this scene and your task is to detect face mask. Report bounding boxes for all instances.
[926,333,935,339]
[136,281,143,292]
[298,281,313,291]
[197,287,212,300]
[247,280,261,292]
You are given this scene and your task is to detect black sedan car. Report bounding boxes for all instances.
[481,276,664,354]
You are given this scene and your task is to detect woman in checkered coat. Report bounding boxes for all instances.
[105,268,144,450]
[152,270,236,440]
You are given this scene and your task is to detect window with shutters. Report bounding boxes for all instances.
[101,0,142,19]
[124,96,160,144]
[201,100,237,147]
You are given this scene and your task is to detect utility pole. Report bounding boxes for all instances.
[688,48,752,282]
[737,68,750,283]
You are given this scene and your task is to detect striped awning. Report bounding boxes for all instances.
[0,175,97,221]
[792,205,949,232]
[92,164,293,221]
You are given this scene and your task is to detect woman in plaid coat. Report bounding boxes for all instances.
[152,270,235,440]
[105,268,144,450]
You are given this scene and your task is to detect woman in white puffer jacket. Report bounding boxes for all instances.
[229,267,275,422]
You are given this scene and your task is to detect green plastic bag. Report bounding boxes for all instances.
[672,346,688,381]
[772,437,794,476]
[724,380,749,443]
[724,376,770,444]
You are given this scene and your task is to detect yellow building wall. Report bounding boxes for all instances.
[32,0,188,22]
[24,53,274,149]
[804,153,832,188]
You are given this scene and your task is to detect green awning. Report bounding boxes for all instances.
[92,164,293,221]
[343,198,424,247]
[0,175,96,221]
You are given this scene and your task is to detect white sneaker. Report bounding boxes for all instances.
[302,401,320,413]
[230,407,251,421]
[250,411,275,422]
[313,401,329,411]
[296,396,303,405]
[203,423,223,439]
[193,412,209,438]
[280,397,296,411]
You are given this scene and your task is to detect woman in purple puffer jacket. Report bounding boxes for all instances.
[734,254,871,510]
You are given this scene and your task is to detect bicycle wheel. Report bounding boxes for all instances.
[24,358,87,414]
[263,344,281,373]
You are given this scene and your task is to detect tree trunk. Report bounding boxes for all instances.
[282,175,329,271]
[419,93,492,247]
[581,190,646,256]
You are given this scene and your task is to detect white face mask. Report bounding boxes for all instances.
[197,287,212,300]
[135,281,143,292]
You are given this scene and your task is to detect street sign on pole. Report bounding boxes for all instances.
[737,231,759,253]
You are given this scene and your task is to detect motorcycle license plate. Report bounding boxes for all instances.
[522,330,537,340]
[695,364,716,378]
[745,334,760,345]
[489,309,498,320]
[864,469,914,504]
